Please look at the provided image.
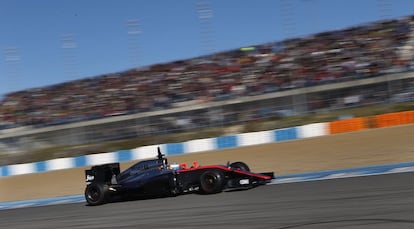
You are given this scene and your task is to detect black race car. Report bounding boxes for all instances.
[84,147,274,205]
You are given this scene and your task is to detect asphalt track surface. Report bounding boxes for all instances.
[1,172,413,229]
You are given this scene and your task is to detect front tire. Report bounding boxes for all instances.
[230,162,250,172]
[200,170,225,194]
[85,183,110,206]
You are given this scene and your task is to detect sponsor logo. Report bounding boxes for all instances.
[86,175,95,181]
[239,179,249,185]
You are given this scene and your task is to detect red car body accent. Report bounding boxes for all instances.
[177,165,272,180]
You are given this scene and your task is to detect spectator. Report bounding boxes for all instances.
[0,15,413,129]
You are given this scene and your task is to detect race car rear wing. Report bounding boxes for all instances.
[85,163,120,185]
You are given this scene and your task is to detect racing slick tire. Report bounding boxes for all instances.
[200,170,225,194]
[230,161,250,172]
[85,183,110,206]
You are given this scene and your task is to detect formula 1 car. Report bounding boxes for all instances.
[84,147,274,205]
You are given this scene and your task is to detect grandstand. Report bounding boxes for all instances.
[0,15,414,164]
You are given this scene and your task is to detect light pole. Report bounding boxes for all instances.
[3,47,21,93]
[61,34,80,145]
[377,0,391,20]
[279,0,298,112]
[61,34,78,81]
[197,1,215,56]
[376,0,393,101]
[126,19,144,136]
[126,19,141,69]
[279,0,296,40]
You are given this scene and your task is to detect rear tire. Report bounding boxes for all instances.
[200,170,225,194]
[85,183,109,206]
[230,162,250,172]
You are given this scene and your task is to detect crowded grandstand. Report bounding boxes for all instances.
[0,15,414,161]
